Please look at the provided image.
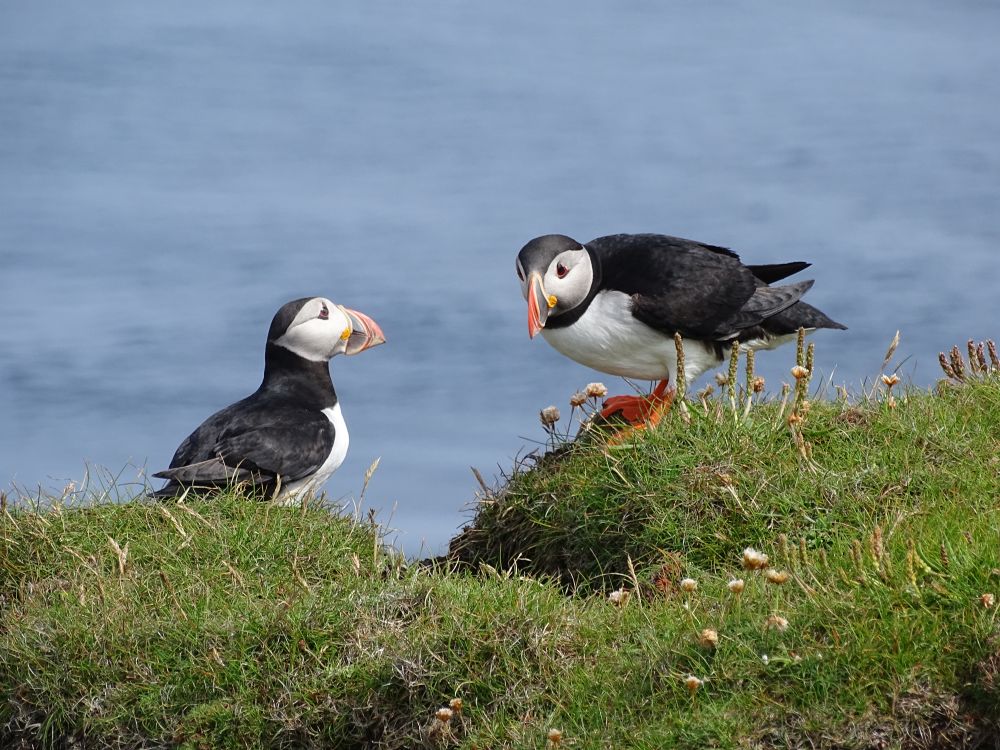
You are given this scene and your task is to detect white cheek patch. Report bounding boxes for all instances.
[545,250,594,312]
[274,305,350,362]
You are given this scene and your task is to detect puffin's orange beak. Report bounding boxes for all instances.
[342,307,386,355]
[527,272,554,339]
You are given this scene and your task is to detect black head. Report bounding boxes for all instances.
[267,297,316,343]
[515,234,595,338]
[515,234,584,279]
[266,296,385,362]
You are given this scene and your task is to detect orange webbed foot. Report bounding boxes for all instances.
[600,379,674,428]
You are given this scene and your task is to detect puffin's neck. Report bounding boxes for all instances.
[260,343,338,409]
[545,245,603,330]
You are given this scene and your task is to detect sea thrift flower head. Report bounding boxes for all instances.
[981,593,996,608]
[585,382,608,398]
[684,674,704,694]
[715,372,729,386]
[699,628,719,648]
[791,365,809,380]
[766,615,789,632]
[727,578,745,594]
[449,697,463,713]
[742,547,769,570]
[765,569,790,585]
[680,577,698,593]
[752,376,766,393]
[881,373,900,387]
[569,391,587,407]
[608,587,629,606]
[547,728,563,746]
[435,707,453,723]
[761,653,769,665]
[539,406,560,427]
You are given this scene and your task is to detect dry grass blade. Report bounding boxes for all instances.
[471,466,491,497]
[107,537,129,577]
[175,501,217,530]
[158,570,188,622]
[291,554,311,593]
[626,554,642,603]
[222,559,246,588]
[882,330,900,371]
[158,505,188,540]
[361,457,381,502]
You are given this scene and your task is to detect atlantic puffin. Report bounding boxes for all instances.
[516,233,845,425]
[151,296,385,501]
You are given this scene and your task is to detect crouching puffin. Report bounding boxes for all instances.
[151,296,385,501]
[516,233,845,425]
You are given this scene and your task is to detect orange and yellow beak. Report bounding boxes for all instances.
[342,307,386,355]
[527,272,556,339]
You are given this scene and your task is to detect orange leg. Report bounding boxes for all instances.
[600,379,674,428]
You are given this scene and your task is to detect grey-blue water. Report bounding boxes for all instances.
[2,2,998,555]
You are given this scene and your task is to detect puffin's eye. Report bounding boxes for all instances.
[319,304,329,320]
[556,263,569,279]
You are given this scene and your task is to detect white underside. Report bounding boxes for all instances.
[542,290,804,384]
[278,403,349,504]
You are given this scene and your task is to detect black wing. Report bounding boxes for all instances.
[589,234,811,339]
[211,416,335,482]
[152,399,334,495]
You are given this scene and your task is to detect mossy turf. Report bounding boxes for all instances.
[2,371,999,748]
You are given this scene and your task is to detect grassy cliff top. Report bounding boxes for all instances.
[2,342,999,748]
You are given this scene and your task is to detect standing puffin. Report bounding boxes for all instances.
[516,233,845,425]
[151,296,385,501]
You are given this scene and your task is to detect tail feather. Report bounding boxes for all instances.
[761,300,847,334]
[747,261,810,284]
[150,457,276,500]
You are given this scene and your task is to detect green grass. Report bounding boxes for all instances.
[2,343,1000,748]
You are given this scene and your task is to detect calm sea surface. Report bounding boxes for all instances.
[2,1,998,554]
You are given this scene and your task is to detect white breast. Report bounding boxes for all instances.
[541,290,723,383]
[278,402,349,503]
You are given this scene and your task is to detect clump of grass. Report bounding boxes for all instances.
[1,494,416,747]
[454,335,999,586]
